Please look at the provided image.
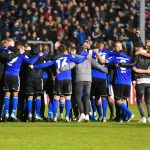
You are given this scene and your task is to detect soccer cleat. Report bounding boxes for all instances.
[97,116,102,121]
[28,113,32,122]
[119,118,123,123]
[138,117,146,123]
[5,113,9,119]
[110,116,115,121]
[92,115,97,121]
[127,114,135,122]
[147,117,150,123]
[47,117,53,122]
[85,115,90,122]
[78,113,85,123]
[54,117,57,122]
[35,115,43,121]
[60,113,64,119]
[11,113,18,122]
[102,117,106,123]
[72,117,78,122]
[65,116,70,122]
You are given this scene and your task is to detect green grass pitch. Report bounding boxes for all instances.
[0,105,150,150]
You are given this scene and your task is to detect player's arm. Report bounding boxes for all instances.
[51,52,64,60]
[91,59,108,74]
[133,66,150,74]
[60,62,76,72]
[30,60,54,69]
[94,48,106,64]
[0,47,23,60]
[22,51,47,64]
[135,50,150,57]
[117,55,138,68]
[72,53,84,58]
[70,56,86,64]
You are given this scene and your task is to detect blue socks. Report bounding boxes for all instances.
[12,97,18,116]
[91,98,97,115]
[102,98,107,118]
[65,100,71,117]
[97,103,102,118]
[35,98,41,116]
[53,99,59,118]
[2,96,10,117]
[48,101,53,118]
[27,99,32,114]
[108,102,114,117]
[120,102,132,116]
[60,101,65,114]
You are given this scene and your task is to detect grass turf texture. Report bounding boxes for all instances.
[0,105,150,150]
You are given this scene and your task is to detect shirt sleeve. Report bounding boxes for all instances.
[33,60,54,69]
[22,54,40,64]
[106,56,116,64]
[70,55,86,64]
[0,49,20,60]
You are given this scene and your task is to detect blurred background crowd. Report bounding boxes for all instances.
[0,0,149,50]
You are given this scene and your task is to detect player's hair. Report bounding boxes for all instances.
[115,41,122,45]
[15,41,24,49]
[24,44,31,51]
[7,38,14,42]
[59,44,67,52]
[42,44,50,53]
[0,40,7,47]
[95,40,104,48]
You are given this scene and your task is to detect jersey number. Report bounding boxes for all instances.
[56,58,68,68]
[120,60,126,71]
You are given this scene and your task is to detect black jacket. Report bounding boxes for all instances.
[0,48,20,79]
[120,54,150,80]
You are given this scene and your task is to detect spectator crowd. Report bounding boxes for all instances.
[0,0,149,49]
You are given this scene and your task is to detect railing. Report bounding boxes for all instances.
[27,40,54,55]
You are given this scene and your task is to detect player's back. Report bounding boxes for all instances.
[5,54,23,76]
[114,53,132,85]
[53,54,72,81]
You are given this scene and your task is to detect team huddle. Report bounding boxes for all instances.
[0,38,150,123]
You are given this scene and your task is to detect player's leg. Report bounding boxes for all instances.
[136,83,146,123]
[116,85,134,122]
[34,78,44,121]
[26,78,34,121]
[144,85,150,123]
[52,95,60,122]
[59,97,65,119]
[65,95,71,122]
[52,80,62,122]
[11,76,20,121]
[107,75,115,120]
[47,79,54,121]
[96,97,102,121]
[1,75,11,120]
[83,81,91,122]
[11,91,19,121]
[27,95,33,121]
[99,79,108,122]
[90,78,97,120]
[63,80,72,122]
[107,95,114,121]
[2,91,11,120]
[75,82,85,122]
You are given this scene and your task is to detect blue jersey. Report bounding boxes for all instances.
[5,53,41,76]
[107,52,132,85]
[0,46,7,52]
[54,54,86,80]
[34,53,86,81]
[42,71,48,79]
[89,49,113,79]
